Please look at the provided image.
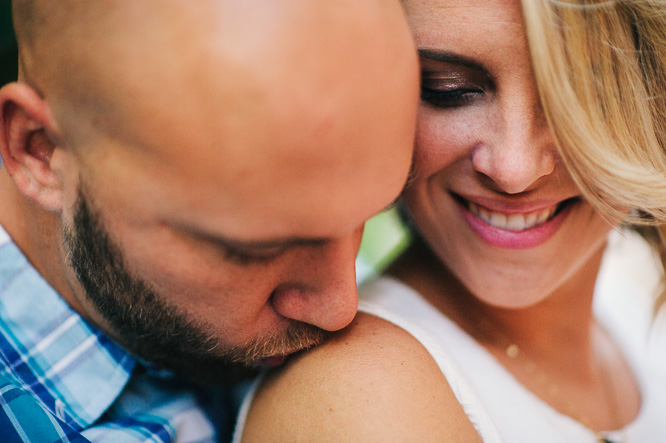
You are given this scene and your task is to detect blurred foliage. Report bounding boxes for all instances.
[357,207,411,282]
[1,1,18,86]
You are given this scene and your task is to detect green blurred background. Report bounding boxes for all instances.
[356,208,410,282]
[0,4,408,278]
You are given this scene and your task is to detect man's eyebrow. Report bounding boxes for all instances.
[418,49,488,73]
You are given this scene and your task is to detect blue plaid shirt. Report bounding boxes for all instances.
[0,225,220,442]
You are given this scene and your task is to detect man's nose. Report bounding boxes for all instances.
[471,97,556,194]
[270,228,363,331]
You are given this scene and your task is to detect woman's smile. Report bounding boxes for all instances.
[453,194,578,249]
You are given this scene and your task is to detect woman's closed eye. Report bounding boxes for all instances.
[420,82,485,108]
[418,52,493,109]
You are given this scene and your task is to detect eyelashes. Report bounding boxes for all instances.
[223,248,272,266]
[419,67,492,109]
[223,245,286,266]
[420,86,485,108]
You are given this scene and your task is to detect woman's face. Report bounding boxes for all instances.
[403,0,615,307]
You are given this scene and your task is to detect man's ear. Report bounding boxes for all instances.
[0,82,65,211]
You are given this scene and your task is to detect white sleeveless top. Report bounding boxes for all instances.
[355,231,666,442]
[233,231,666,442]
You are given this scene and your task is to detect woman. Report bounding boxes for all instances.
[234,0,666,441]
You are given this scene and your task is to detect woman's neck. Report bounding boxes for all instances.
[387,239,640,432]
[388,238,601,359]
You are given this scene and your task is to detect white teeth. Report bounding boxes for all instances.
[506,214,526,231]
[525,212,537,227]
[536,209,550,224]
[467,202,559,231]
[490,212,507,227]
[478,207,491,224]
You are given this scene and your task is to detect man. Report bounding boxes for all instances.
[0,0,418,441]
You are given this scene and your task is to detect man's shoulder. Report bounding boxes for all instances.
[0,231,220,442]
[0,367,222,443]
[88,371,219,443]
[0,373,89,442]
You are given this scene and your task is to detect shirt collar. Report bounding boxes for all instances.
[0,225,137,430]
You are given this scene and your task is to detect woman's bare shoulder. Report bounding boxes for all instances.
[241,312,481,442]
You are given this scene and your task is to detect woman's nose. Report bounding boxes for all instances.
[471,98,556,194]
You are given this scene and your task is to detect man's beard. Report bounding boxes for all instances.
[62,189,330,385]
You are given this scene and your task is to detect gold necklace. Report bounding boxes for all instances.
[503,341,625,443]
[463,308,627,442]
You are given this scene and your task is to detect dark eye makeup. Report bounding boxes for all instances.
[418,49,493,109]
[420,81,485,108]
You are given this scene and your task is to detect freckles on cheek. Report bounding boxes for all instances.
[414,119,441,170]
[414,106,480,171]
[414,121,468,175]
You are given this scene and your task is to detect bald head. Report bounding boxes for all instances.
[14,1,414,141]
[1,0,418,376]
[11,0,419,235]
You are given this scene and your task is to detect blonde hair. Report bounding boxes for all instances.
[521,0,666,306]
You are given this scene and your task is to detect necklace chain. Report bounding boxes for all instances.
[463,307,626,442]
[503,340,624,443]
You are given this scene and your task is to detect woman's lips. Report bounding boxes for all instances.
[468,201,558,232]
[455,195,575,249]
